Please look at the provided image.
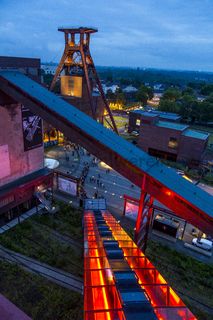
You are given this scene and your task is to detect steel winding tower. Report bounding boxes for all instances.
[50,27,118,133]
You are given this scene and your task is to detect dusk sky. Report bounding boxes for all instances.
[0,0,213,71]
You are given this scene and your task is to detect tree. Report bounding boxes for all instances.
[159,100,180,113]
[199,99,213,122]
[182,87,195,96]
[162,88,181,101]
[136,85,153,105]
[200,84,213,96]
[179,95,198,120]
[106,89,115,100]
[114,88,126,105]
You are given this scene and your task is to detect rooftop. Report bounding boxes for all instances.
[156,121,188,131]
[134,110,157,117]
[58,26,97,33]
[123,85,138,93]
[132,109,181,121]
[183,129,209,140]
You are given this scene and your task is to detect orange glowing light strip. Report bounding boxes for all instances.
[93,248,111,320]
[104,216,176,304]
[102,212,197,320]
[84,212,123,320]
[84,216,111,319]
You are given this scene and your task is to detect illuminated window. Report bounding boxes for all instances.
[68,79,75,90]
[168,137,178,149]
[136,119,141,126]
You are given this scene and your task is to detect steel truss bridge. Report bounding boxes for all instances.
[0,71,213,319]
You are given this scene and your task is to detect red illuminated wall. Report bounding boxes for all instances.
[0,103,44,187]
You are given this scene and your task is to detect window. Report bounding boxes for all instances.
[168,137,178,149]
[136,119,141,126]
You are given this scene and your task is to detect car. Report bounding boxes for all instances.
[131,131,139,136]
[177,170,184,176]
[192,238,213,251]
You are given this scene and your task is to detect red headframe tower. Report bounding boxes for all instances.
[50,27,118,133]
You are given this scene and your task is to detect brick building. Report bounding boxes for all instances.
[128,110,209,163]
[0,57,52,224]
[128,109,181,133]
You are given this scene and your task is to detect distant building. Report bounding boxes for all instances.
[102,84,119,94]
[153,83,164,91]
[129,110,181,132]
[123,85,138,102]
[41,63,57,75]
[123,85,138,93]
[0,56,41,81]
[128,110,209,164]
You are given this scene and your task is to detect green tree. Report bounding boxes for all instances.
[136,85,153,105]
[114,88,126,105]
[159,99,180,113]
[182,87,195,96]
[199,99,213,122]
[106,89,115,100]
[162,88,181,101]
[179,95,198,120]
[200,84,213,96]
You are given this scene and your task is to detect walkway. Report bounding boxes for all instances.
[0,204,44,234]
[0,245,83,294]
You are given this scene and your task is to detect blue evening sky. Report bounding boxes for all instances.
[0,0,212,71]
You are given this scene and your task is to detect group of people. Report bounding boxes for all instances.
[89,176,105,189]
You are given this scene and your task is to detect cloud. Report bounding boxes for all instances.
[0,0,212,71]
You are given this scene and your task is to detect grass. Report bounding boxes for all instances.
[0,260,83,320]
[111,212,213,319]
[104,115,128,129]
[32,202,83,240]
[0,203,83,277]
[146,240,213,320]
[119,132,136,142]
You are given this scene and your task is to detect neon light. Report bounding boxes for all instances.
[102,211,196,319]
[93,248,111,320]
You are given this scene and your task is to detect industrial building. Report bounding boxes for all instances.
[129,110,209,163]
[50,27,117,132]
[128,109,181,133]
[0,57,52,225]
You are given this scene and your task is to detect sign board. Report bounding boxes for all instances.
[125,200,139,220]
[58,176,77,196]
[21,105,43,151]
